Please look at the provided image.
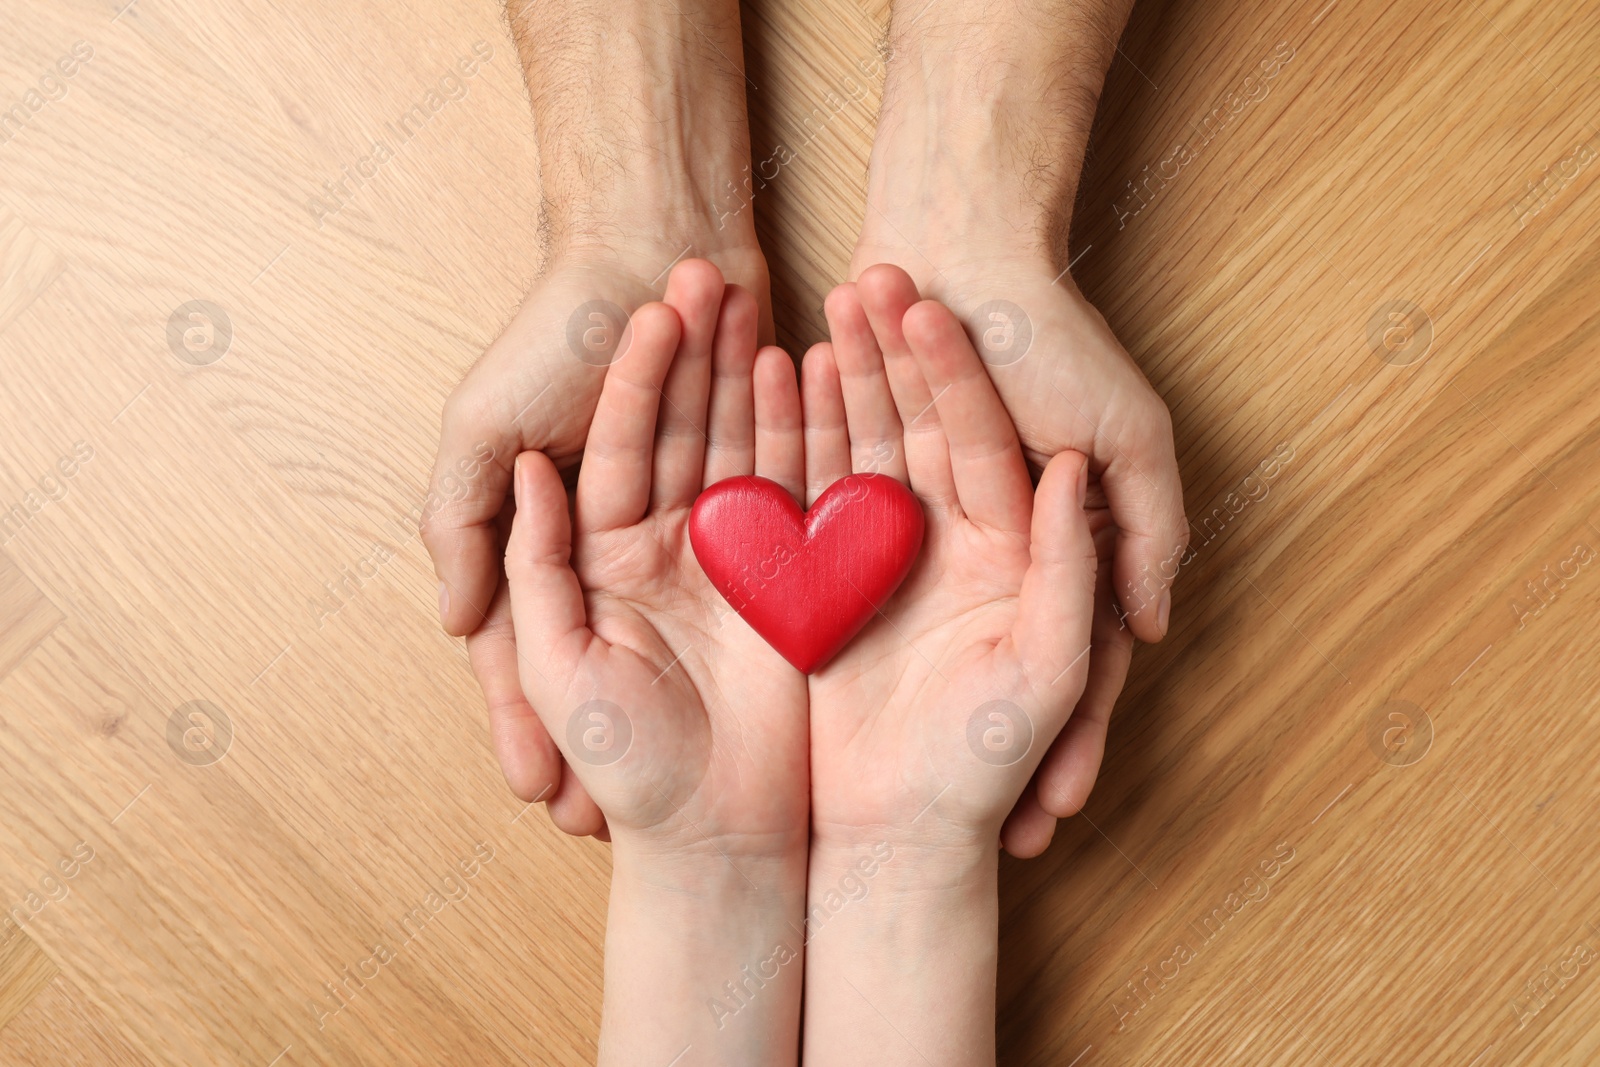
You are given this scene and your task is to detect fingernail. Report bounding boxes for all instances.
[512,453,526,508]
[437,581,450,621]
[1157,588,1172,635]
[1075,459,1088,507]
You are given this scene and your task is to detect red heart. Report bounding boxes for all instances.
[689,474,925,673]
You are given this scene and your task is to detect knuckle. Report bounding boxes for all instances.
[501,543,529,583]
[418,509,448,554]
[484,689,534,722]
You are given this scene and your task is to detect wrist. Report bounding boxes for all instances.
[807,837,995,906]
[611,827,809,885]
[858,0,1129,273]
[550,153,765,269]
[802,838,1000,1066]
[855,87,1073,278]
[510,0,759,261]
[601,838,807,1066]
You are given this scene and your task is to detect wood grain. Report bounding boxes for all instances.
[0,0,1596,1063]
[0,970,157,1067]
[0,554,63,686]
[0,933,59,1034]
[0,212,66,339]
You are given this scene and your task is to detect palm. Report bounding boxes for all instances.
[810,516,1040,843]
[798,282,1098,856]
[503,261,810,852]
[812,261,1179,851]
[567,513,808,840]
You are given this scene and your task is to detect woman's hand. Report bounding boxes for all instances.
[803,281,1098,857]
[798,280,1097,1066]
[502,260,809,1065]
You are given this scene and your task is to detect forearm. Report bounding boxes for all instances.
[600,840,808,1067]
[863,0,1134,261]
[506,0,756,256]
[801,842,1000,1067]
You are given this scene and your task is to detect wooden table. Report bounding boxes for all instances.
[3,0,1598,1063]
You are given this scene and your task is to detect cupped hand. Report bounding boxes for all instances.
[845,259,1186,831]
[801,283,1098,859]
[501,261,809,852]
[422,248,768,826]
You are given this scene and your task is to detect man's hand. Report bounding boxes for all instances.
[849,0,1188,832]
[423,0,767,821]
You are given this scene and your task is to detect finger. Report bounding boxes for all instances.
[855,264,953,507]
[423,383,520,636]
[653,259,726,508]
[801,343,852,506]
[1000,781,1057,859]
[465,580,563,803]
[704,284,761,485]
[1013,451,1097,699]
[1036,529,1133,817]
[903,299,1033,535]
[505,451,592,694]
[546,769,608,838]
[754,346,804,500]
[1034,639,1131,818]
[1105,396,1189,642]
[574,303,682,532]
[824,284,907,483]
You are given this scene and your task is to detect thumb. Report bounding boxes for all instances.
[502,450,589,710]
[1014,450,1098,704]
[1102,404,1188,641]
